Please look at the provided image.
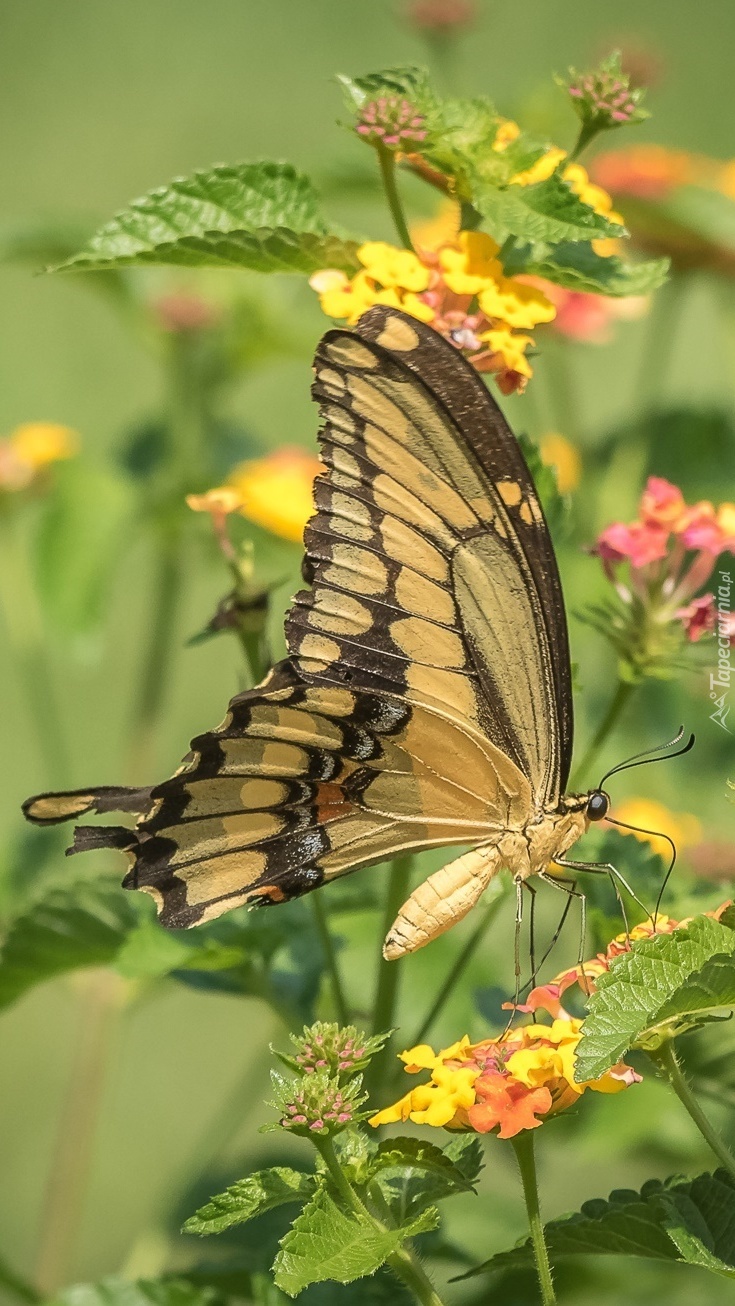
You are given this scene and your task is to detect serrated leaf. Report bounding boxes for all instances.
[183,1168,316,1237]
[576,913,735,1081]
[0,877,139,1010]
[455,1170,735,1282]
[46,1277,220,1306]
[475,173,626,246]
[273,1188,437,1297]
[35,461,134,634]
[55,162,360,275]
[441,1134,484,1184]
[503,239,668,297]
[372,1137,474,1192]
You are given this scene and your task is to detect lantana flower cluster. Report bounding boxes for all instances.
[520,901,733,1021]
[311,233,556,394]
[0,422,79,495]
[369,1024,639,1141]
[589,476,735,679]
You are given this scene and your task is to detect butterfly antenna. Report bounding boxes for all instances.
[599,727,695,787]
[605,816,677,926]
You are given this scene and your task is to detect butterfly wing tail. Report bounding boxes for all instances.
[383,842,503,960]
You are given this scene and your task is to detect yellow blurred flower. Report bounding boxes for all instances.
[613,797,702,860]
[0,421,79,493]
[370,1020,639,1139]
[493,118,521,152]
[227,447,323,544]
[540,433,581,494]
[411,200,461,253]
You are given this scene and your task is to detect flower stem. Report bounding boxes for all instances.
[571,678,636,791]
[410,882,510,1046]
[126,524,184,779]
[310,893,350,1026]
[377,144,415,252]
[635,273,687,414]
[0,509,71,786]
[511,1131,557,1306]
[653,1039,735,1181]
[35,972,125,1293]
[313,1137,446,1306]
[371,855,413,1039]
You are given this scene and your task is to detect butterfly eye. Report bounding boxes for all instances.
[586,791,609,822]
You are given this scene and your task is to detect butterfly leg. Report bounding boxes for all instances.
[382,842,502,960]
[538,869,589,988]
[553,855,651,939]
[525,880,538,987]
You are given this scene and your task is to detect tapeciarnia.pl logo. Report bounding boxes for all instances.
[710,570,733,732]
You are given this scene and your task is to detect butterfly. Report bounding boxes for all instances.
[23,304,615,960]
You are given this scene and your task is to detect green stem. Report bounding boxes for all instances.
[653,1040,735,1181]
[371,855,414,1039]
[313,1137,446,1306]
[571,678,636,791]
[310,893,350,1026]
[634,273,687,414]
[545,342,582,444]
[35,972,124,1293]
[377,145,414,252]
[0,510,71,785]
[0,1255,41,1306]
[126,526,184,780]
[410,883,510,1046]
[569,120,601,162]
[511,1132,557,1306]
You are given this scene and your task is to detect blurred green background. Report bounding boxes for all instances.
[1,2,734,1303]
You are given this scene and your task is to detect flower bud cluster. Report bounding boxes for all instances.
[356,97,427,149]
[269,1023,389,1139]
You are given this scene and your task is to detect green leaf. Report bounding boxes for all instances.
[0,877,139,1010]
[35,461,134,634]
[455,1170,735,1282]
[576,912,735,1082]
[183,1168,316,1237]
[46,1278,220,1306]
[371,1137,475,1223]
[55,162,360,275]
[441,1134,484,1184]
[337,67,431,111]
[273,1188,437,1297]
[114,915,245,981]
[503,239,669,296]
[475,173,626,246]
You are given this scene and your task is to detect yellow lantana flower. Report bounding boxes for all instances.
[370,1020,639,1139]
[478,328,535,382]
[310,244,434,328]
[613,797,702,860]
[440,233,555,329]
[0,421,80,493]
[226,447,323,544]
[540,433,581,494]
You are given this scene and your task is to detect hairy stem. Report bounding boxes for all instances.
[126,525,184,780]
[310,893,350,1025]
[511,1131,557,1306]
[654,1039,735,1181]
[571,678,636,791]
[313,1137,446,1306]
[377,145,415,252]
[635,273,687,414]
[410,882,510,1046]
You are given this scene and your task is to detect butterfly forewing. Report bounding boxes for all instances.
[23,305,572,936]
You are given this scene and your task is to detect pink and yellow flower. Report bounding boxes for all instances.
[311,233,557,395]
[369,1021,639,1140]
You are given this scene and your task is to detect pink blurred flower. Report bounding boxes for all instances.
[676,594,717,642]
[640,476,687,530]
[596,520,669,567]
[407,0,475,31]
